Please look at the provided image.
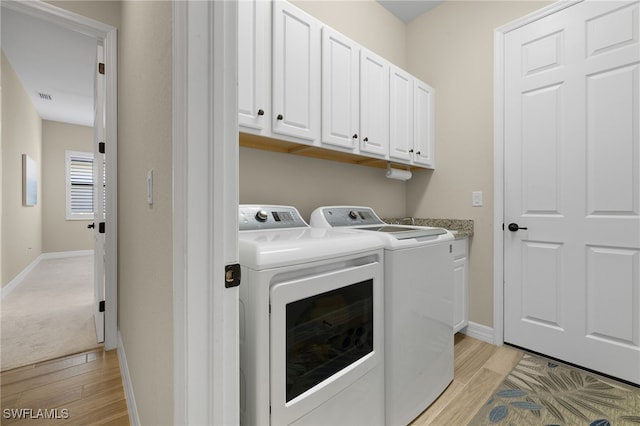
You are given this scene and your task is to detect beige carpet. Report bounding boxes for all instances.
[469,353,640,425]
[1,254,100,371]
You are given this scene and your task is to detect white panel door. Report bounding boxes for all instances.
[321,26,360,150]
[238,0,270,133]
[360,49,389,158]
[389,65,414,162]
[93,44,105,344]
[504,0,640,384]
[272,0,320,143]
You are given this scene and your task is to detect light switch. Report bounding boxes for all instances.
[472,191,483,207]
[147,169,154,206]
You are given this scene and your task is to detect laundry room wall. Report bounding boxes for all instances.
[41,120,94,253]
[1,50,43,288]
[405,1,550,328]
[239,0,408,221]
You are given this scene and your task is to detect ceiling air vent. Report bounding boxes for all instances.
[37,92,52,101]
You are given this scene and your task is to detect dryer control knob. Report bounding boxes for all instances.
[255,210,269,222]
[348,210,358,220]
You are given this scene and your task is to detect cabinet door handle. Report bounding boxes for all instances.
[352,133,358,139]
[363,137,369,142]
[257,109,264,116]
[409,149,414,153]
[416,151,421,155]
[276,114,283,120]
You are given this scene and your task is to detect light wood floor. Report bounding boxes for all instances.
[0,334,520,426]
[411,333,524,425]
[0,349,129,426]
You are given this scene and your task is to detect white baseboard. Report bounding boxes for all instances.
[118,331,140,426]
[41,249,94,259]
[1,255,41,300]
[460,321,495,344]
[1,250,95,300]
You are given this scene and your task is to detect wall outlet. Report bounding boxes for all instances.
[472,191,483,207]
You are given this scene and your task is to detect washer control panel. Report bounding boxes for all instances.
[239,205,309,231]
[313,206,384,227]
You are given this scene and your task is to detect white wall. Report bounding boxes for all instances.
[41,120,94,253]
[1,50,43,287]
[405,0,551,327]
[118,1,174,424]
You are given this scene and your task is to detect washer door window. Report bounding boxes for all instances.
[270,261,383,425]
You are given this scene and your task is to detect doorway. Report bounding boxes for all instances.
[0,1,118,369]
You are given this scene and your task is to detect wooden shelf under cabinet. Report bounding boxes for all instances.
[239,132,421,171]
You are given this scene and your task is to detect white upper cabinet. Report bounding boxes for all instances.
[414,81,435,168]
[389,65,414,162]
[238,0,271,133]
[272,1,321,143]
[321,26,360,150]
[238,0,436,168]
[359,49,389,159]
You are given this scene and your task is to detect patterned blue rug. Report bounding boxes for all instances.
[469,353,640,425]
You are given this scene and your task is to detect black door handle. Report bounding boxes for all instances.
[508,223,528,232]
[87,223,95,229]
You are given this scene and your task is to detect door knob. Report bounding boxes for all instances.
[508,223,528,232]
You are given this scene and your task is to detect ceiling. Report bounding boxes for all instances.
[1,6,96,127]
[377,0,445,23]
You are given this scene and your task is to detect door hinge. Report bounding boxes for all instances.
[98,62,105,75]
[99,142,105,154]
[99,300,105,312]
[225,263,241,288]
[99,222,105,234]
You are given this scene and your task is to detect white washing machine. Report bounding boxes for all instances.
[239,205,386,426]
[310,206,455,426]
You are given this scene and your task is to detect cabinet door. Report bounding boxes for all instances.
[414,81,435,168]
[321,26,359,150]
[453,238,468,333]
[359,49,389,158]
[272,1,320,143]
[389,66,414,162]
[238,0,271,132]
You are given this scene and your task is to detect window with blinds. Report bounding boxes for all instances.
[65,150,95,220]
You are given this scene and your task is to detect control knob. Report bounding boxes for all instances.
[255,210,269,222]
[349,210,358,220]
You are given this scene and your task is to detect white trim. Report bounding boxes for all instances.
[2,0,119,351]
[172,1,239,424]
[117,332,140,426]
[1,250,94,299]
[493,0,583,348]
[41,250,94,259]
[459,321,495,345]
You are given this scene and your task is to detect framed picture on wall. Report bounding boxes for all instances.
[22,154,37,206]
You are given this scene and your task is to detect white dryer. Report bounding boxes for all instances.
[239,205,385,426]
[310,206,455,426]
